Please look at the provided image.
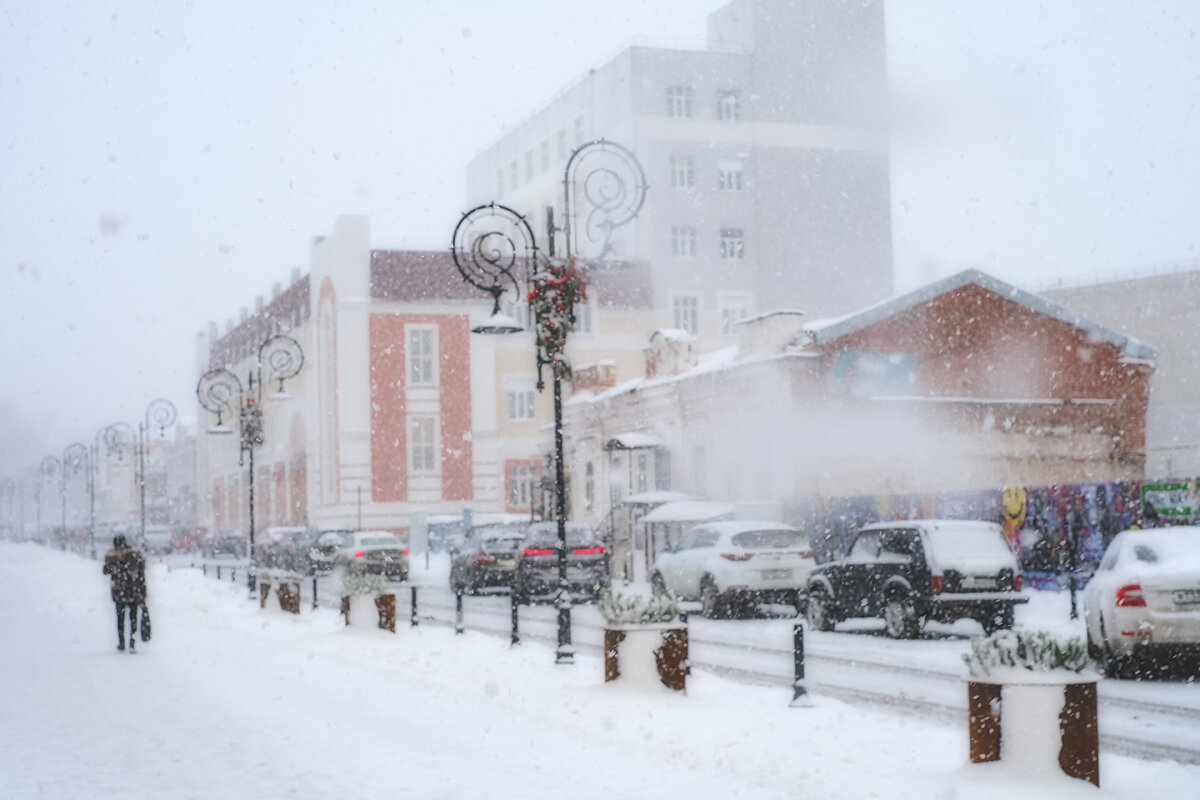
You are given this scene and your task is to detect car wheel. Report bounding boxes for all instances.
[883,595,920,639]
[806,589,835,631]
[700,578,726,619]
[1097,619,1131,679]
[979,606,1014,636]
[650,572,669,598]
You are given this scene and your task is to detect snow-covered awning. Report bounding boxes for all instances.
[640,500,736,525]
[604,432,666,451]
[619,491,693,507]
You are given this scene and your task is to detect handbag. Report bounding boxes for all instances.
[140,604,152,642]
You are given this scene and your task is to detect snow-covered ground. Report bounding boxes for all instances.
[2,541,1197,799]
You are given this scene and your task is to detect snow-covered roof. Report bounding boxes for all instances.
[736,309,805,326]
[804,268,1158,363]
[650,328,694,342]
[604,432,666,450]
[640,500,736,524]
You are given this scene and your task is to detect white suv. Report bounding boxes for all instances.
[650,521,815,618]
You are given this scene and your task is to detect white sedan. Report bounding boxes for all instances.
[650,521,815,618]
[1083,526,1200,678]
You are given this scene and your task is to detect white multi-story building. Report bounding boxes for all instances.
[466,0,894,347]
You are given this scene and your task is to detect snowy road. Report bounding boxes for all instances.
[5,542,1199,800]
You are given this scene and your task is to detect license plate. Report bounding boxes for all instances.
[762,568,792,580]
[1172,589,1200,605]
[962,576,998,590]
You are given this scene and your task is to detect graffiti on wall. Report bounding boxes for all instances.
[793,477,1192,577]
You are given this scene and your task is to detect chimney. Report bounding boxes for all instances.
[272,282,282,299]
[207,321,218,341]
[225,318,233,334]
[255,295,265,312]
[290,267,301,285]
[239,307,248,323]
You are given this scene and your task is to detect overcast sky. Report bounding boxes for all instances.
[2,0,1198,472]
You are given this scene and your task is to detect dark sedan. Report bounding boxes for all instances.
[449,524,527,594]
[513,522,609,603]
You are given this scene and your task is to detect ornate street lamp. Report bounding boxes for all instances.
[38,455,60,544]
[62,443,89,553]
[138,399,178,542]
[196,333,304,596]
[450,139,646,665]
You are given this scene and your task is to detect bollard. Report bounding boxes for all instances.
[231,568,236,583]
[790,623,810,706]
[203,563,207,577]
[455,590,464,635]
[216,565,221,580]
[312,576,319,611]
[410,586,419,627]
[510,590,520,647]
[679,611,690,674]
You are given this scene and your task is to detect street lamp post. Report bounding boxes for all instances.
[39,456,60,546]
[196,333,304,596]
[139,399,178,543]
[63,443,89,554]
[450,139,646,665]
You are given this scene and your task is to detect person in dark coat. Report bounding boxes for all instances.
[102,534,146,652]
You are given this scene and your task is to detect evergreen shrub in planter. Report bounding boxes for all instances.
[963,628,1099,787]
[259,568,305,614]
[340,569,395,632]
[598,588,687,692]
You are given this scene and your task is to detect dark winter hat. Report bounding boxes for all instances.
[113,534,127,547]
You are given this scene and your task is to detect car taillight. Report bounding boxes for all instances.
[573,546,605,554]
[1014,574,1024,592]
[402,549,409,555]
[1116,583,1146,607]
[354,551,365,559]
[720,552,754,561]
[475,554,496,564]
[523,548,556,556]
[931,575,944,594]
[792,550,814,559]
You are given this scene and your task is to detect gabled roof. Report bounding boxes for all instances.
[805,268,1157,362]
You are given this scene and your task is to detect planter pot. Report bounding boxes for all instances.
[603,624,687,692]
[275,582,301,615]
[967,675,1099,787]
[376,594,396,632]
[342,594,396,632]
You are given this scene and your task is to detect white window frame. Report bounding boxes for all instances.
[719,291,752,335]
[409,416,438,474]
[510,159,519,189]
[716,90,741,122]
[540,140,550,172]
[525,151,534,181]
[669,155,695,189]
[666,86,693,118]
[717,159,744,192]
[506,388,536,421]
[719,228,745,260]
[508,463,537,508]
[672,294,700,335]
[671,226,697,259]
[557,128,568,160]
[406,325,438,385]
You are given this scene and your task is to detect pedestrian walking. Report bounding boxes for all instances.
[102,534,146,652]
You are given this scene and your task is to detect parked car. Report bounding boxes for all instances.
[170,526,205,552]
[427,516,468,554]
[327,530,409,581]
[1083,526,1200,678]
[513,522,609,603]
[650,521,815,618]
[449,523,528,594]
[806,520,1028,638]
[201,527,247,559]
[256,526,309,568]
[141,524,173,554]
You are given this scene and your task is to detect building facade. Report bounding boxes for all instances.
[466,0,893,347]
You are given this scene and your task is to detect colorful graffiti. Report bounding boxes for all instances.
[789,477,1195,581]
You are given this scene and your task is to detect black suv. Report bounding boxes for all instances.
[805,520,1028,638]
